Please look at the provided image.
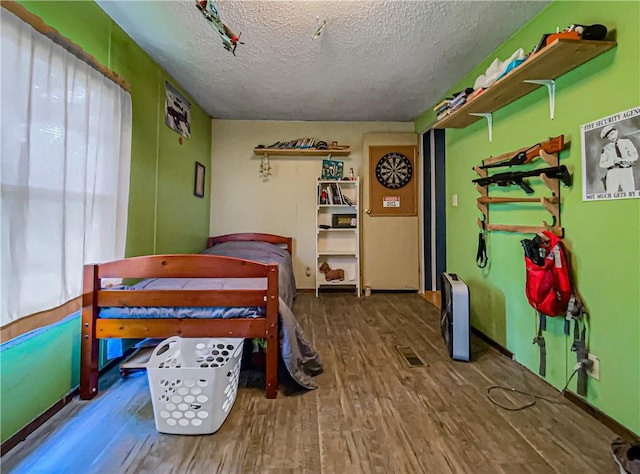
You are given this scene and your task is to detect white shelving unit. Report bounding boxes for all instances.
[316,178,360,297]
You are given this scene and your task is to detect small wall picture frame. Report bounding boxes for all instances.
[321,159,344,180]
[194,161,206,198]
[165,81,191,138]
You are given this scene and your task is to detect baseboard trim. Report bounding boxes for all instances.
[370,289,419,294]
[470,326,514,359]
[471,326,638,441]
[1,348,134,456]
[563,391,639,441]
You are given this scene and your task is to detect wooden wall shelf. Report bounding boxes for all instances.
[483,222,564,237]
[432,39,616,129]
[254,148,351,156]
[477,196,559,205]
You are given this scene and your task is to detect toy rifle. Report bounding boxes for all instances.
[479,135,565,169]
[472,165,571,194]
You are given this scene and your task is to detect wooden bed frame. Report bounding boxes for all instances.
[80,233,293,401]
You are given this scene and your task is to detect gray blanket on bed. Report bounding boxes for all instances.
[103,242,322,390]
[202,241,323,389]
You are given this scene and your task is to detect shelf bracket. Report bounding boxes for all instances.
[469,113,493,142]
[523,79,555,119]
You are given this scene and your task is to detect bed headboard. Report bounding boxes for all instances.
[207,233,292,255]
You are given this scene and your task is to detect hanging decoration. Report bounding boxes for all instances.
[259,154,271,178]
[196,0,244,55]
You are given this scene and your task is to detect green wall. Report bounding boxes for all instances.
[1,1,212,442]
[416,1,640,435]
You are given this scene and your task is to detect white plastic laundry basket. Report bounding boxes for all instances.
[146,336,243,435]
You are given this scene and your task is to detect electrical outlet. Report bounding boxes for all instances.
[587,353,600,380]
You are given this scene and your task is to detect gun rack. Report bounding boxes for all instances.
[474,149,564,237]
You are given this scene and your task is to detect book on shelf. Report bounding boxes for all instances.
[337,183,355,206]
[450,95,467,107]
[449,101,467,112]
[433,98,453,112]
[336,183,355,206]
[436,109,452,121]
[318,182,355,206]
[434,103,450,115]
[326,185,333,204]
[342,194,354,206]
[331,184,340,204]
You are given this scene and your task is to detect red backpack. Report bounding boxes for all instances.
[522,231,572,316]
[521,232,589,396]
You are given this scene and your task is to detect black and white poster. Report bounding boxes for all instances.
[581,106,640,201]
[165,81,191,138]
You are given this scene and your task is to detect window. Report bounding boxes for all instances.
[1,9,132,329]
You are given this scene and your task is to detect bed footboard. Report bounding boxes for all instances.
[80,264,100,399]
[80,254,279,400]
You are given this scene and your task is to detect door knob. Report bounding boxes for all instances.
[364,209,371,214]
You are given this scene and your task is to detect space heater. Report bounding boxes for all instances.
[440,273,470,361]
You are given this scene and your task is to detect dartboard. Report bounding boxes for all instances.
[375,152,413,189]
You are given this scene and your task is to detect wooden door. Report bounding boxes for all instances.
[362,134,420,290]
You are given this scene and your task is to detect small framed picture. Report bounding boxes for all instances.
[321,159,344,180]
[194,161,205,198]
[165,81,191,138]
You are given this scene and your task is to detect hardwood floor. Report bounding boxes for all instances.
[2,293,618,473]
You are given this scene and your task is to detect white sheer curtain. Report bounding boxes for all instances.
[1,10,132,327]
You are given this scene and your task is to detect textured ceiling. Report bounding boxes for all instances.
[97,0,549,122]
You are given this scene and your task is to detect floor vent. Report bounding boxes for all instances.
[396,346,425,367]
